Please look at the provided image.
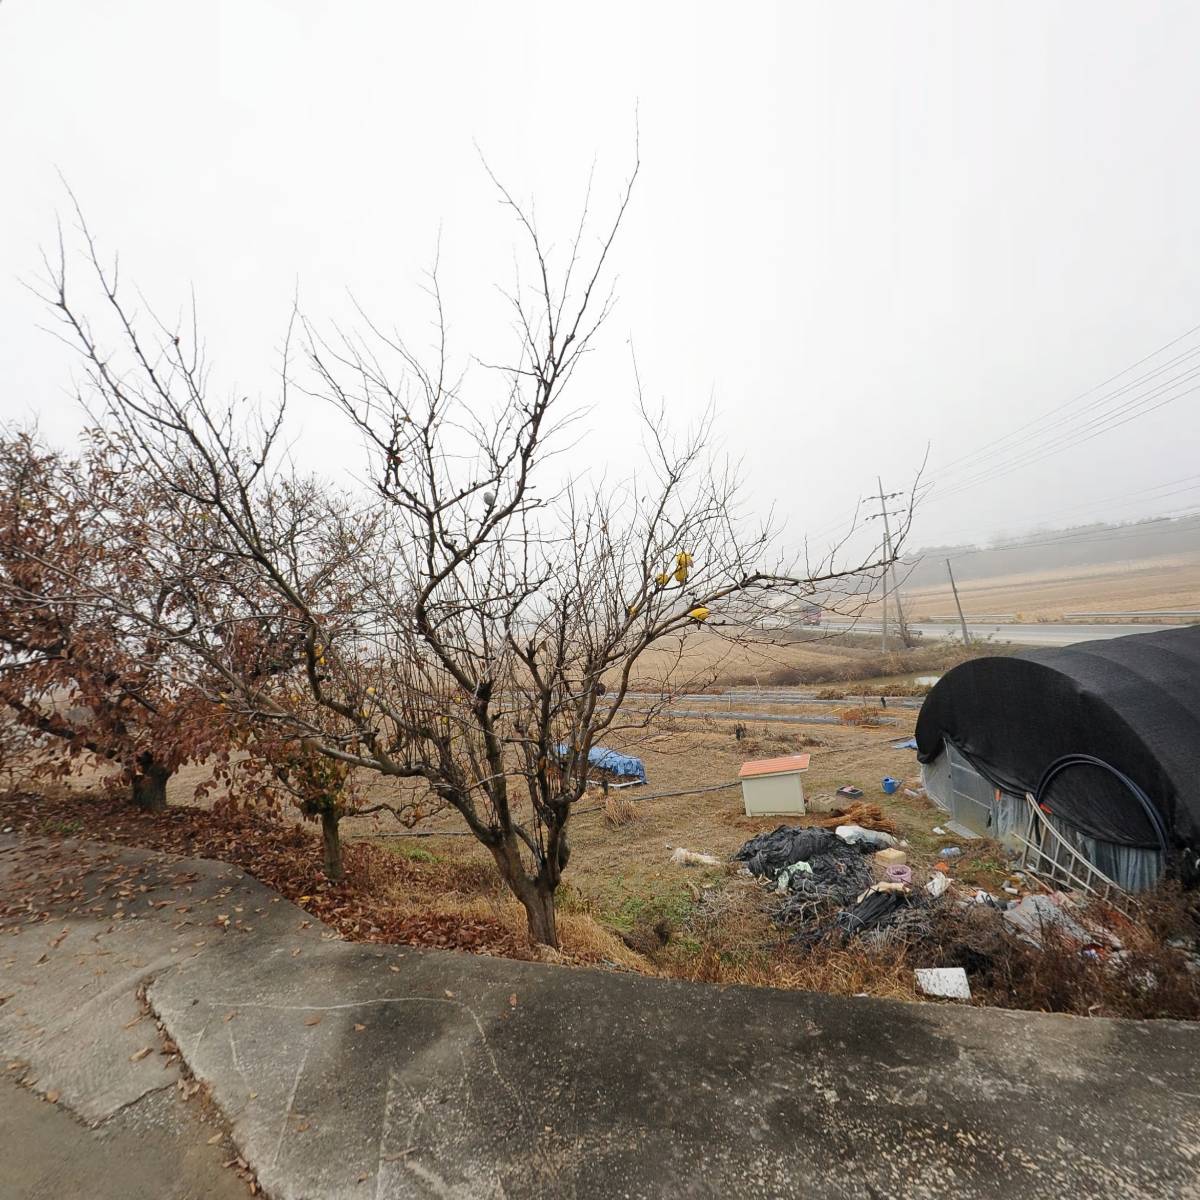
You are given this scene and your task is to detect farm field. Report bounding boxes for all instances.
[891,551,1200,623]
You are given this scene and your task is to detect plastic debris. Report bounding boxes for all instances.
[932,826,947,836]
[836,785,863,799]
[874,846,907,867]
[836,824,899,849]
[776,859,814,892]
[883,864,913,886]
[925,873,949,897]
[891,738,918,750]
[915,967,971,1000]
[937,846,962,858]
[1001,893,1124,949]
[670,848,722,868]
[832,885,909,938]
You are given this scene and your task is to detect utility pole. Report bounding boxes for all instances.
[946,558,971,645]
[877,478,890,652]
[869,478,908,651]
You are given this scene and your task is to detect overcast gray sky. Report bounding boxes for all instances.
[3,0,1199,560]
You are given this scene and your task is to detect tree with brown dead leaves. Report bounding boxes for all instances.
[0,432,237,809]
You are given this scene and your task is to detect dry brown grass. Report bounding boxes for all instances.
[838,705,883,727]
[603,794,639,828]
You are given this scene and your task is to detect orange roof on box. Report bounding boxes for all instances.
[738,753,811,779]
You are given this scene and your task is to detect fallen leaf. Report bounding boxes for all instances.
[291,948,302,957]
[130,1046,153,1062]
[443,990,454,999]
[223,1010,237,1022]
[45,1089,60,1104]
[122,1014,143,1030]
[509,993,518,1008]
[304,1015,321,1027]
[353,1023,366,1032]
[207,1132,223,1145]
[357,1171,369,1182]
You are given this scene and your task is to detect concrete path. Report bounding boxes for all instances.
[4,836,1200,1200]
[1,1075,249,1200]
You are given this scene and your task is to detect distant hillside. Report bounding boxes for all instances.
[902,512,1200,587]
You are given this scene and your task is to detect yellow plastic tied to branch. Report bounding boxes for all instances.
[675,552,693,568]
[674,565,689,584]
[687,605,710,622]
[654,572,669,587]
[627,603,640,618]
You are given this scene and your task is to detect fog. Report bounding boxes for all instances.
[3,1,1199,563]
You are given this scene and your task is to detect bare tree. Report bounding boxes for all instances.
[34,165,913,945]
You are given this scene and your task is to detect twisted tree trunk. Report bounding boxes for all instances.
[130,758,170,812]
[321,809,344,880]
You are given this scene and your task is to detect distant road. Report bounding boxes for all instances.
[818,620,1190,647]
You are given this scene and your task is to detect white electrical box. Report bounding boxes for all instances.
[738,753,811,816]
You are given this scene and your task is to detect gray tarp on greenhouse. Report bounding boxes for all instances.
[915,626,1200,851]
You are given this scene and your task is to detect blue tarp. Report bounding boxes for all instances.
[556,744,647,784]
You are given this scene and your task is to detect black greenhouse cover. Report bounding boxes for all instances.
[915,626,1200,849]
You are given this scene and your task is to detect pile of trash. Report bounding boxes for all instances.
[733,822,923,942]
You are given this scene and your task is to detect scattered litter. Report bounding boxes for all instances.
[776,859,814,893]
[670,848,722,868]
[835,785,863,799]
[883,864,913,886]
[972,889,999,907]
[874,846,907,867]
[932,826,947,836]
[915,967,971,1001]
[836,824,899,850]
[1002,885,1020,896]
[1001,893,1122,950]
[925,873,949,897]
[881,776,900,795]
[903,788,923,798]
[938,846,962,858]
[831,884,910,938]
[891,738,918,750]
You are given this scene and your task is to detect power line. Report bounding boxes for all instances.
[930,369,1200,503]
[932,321,1200,482]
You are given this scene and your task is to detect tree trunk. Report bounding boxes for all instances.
[130,761,170,812]
[321,809,343,881]
[490,838,560,948]
[519,882,558,948]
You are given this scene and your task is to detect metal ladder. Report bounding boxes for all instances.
[1011,791,1133,909]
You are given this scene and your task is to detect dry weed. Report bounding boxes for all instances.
[603,795,639,828]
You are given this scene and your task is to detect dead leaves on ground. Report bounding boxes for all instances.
[0,788,527,959]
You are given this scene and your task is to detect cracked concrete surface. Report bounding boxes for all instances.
[4,835,1200,1199]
